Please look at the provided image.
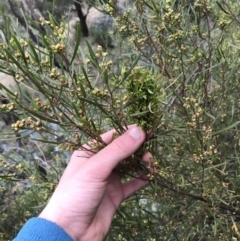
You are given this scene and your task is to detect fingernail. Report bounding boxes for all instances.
[129,127,142,140]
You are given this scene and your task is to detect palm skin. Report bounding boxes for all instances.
[39,126,152,241]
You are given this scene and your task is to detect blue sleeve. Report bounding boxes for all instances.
[13,217,74,241]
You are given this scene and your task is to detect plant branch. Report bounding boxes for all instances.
[74,0,89,38]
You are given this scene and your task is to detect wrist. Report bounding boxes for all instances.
[39,206,105,241]
[39,205,78,241]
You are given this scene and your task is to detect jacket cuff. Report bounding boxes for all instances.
[13,217,74,241]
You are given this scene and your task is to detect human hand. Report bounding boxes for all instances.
[39,126,152,241]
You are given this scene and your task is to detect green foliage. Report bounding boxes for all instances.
[1,0,240,240]
[125,67,163,130]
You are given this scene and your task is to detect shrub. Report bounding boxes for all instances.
[1,0,240,240]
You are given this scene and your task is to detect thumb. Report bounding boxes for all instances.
[89,127,146,176]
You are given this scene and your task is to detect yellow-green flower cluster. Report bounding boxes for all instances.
[0,100,15,112]
[49,68,60,79]
[93,46,113,70]
[163,6,181,26]
[15,73,24,82]
[219,20,228,30]
[35,98,51,112]
[104,1,116,16]
[125,67,163,130]
[92,87,109,99]
[12,117,42,131]
[58,141,80,151]
[51,43,66,53]
[194,0,212,14]
[115,10,139,36]
[167,30,184,42]
[39,17,66,38]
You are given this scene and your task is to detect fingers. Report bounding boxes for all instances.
[99,124,137,145]
[88,127,146,178]
[121,152,154,199]
[121,176,148,199]
[62,126,143,182]
[71,125,137,161]
[71,128,118,161]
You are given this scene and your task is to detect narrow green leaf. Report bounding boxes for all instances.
[70,23,81,65]
[73,71,86,97]
[81,66,93,90]
[19,105,60,124]
[49,14,57,27]
[4,48,25,71]
[42,36,53,68]
[113,54,141,92]
[103,69,108,85]
[218,197,230,206]
[30,138,60,145]
[28,41,41,68]
[11,35,28,66]
[216,1,230,15]
[213,121,240,135]
[143,0,154,10]
[85,40,100,69]
[204,111,216,121]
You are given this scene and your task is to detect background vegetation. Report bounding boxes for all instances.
[1,0,240,240]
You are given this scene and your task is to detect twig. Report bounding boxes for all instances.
[73,0,89,38]
[8,0,68,72]
[156,177,240,216]
[8,0,39,44]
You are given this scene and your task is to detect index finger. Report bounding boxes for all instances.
[63,125,138,180]
[86,127,146,179]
